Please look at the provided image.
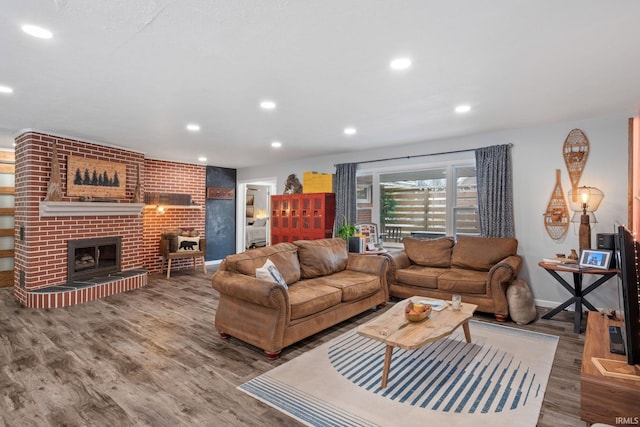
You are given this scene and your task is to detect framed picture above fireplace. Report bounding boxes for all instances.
[67,155,127,198]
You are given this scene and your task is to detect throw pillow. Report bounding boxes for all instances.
[256,259,288,289]
[253,218,267,227]
[507,279,537,325]
[177,235,200,251]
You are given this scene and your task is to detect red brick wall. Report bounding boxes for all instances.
[142,159,206,272]
[14,131,206,301]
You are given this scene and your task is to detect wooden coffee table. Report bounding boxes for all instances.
[357,296,477,388]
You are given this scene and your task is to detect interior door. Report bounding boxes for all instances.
[0,150,15,287]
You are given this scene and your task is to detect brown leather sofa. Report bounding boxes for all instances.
[211,238,389,359]
[386,236,522,321]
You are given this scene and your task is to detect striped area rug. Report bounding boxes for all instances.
[239,320,558,427]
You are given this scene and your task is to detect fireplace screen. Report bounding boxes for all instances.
[68,237,122,281]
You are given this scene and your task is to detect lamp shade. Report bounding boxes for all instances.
[568,186,604,212]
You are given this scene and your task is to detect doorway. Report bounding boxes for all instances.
[0,150,15,287]
[237,178,277,253]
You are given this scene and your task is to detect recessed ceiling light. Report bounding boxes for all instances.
[198,156,207,162]
[186,123,200,132]
[260,100,276,110]
[390,57,412,70]
[21,24,53,39]
[271,141,282,148]
[455,105,471,113]
[0,85,13,94]
[344,127,357,136]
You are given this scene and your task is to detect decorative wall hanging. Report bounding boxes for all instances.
[67,155,127,199]
[206,187,234,199]
[543,169,570,240]
[562,128,590,201]
[44,141,62,201]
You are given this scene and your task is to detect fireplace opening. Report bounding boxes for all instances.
[68,237,122,282]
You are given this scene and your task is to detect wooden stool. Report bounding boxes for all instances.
[160,237,207,278]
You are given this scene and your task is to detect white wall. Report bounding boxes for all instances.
[238,113,631,310]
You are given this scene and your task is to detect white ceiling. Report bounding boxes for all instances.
[1,1,640,168]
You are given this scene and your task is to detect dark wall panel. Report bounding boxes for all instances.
[205,166,236,261]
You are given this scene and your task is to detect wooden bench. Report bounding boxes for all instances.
[160,237,206,278]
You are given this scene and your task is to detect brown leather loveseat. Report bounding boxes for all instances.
[211,238,389,358]
[386,236,522,321]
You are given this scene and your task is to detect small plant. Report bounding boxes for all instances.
[337,215,357,241]
[380,192,398,229]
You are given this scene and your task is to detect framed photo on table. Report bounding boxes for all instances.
[579,249,612,270]
[356,223,379,251]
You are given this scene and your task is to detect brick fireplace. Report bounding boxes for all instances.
[14,132,148,308]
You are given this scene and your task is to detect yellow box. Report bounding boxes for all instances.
[303,171,333,193]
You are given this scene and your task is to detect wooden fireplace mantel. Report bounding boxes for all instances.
[39,201,145,217]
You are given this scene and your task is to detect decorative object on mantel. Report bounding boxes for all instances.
[562,128,590,200]
[67,155,127,199]
[133,164,142,203]
[283,173,303,194]
[44,141,62,201]
[543,169,570,240]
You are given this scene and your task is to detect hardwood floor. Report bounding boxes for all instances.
[1,271,586,426]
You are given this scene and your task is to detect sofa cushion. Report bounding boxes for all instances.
[287,281,342,320]
[436,268,489,294]
[304,270,381,302]
[225,243,301,285]
[403,237,454,268]
[395,265,447,289]
[451,236,518,272]
[294,238,348,279]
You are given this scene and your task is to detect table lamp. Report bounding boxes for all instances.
[568,186,604,250]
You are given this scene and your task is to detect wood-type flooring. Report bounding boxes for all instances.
[1,270,587,426]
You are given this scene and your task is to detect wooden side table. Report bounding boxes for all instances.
[538,261,618,333]
[581,312,640,425]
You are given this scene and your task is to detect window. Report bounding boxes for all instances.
[357,162,478,245]
[453,166,479,236]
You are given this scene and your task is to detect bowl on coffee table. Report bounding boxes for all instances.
[405,301,432,322]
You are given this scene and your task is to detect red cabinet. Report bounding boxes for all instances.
[271,193,336,243]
